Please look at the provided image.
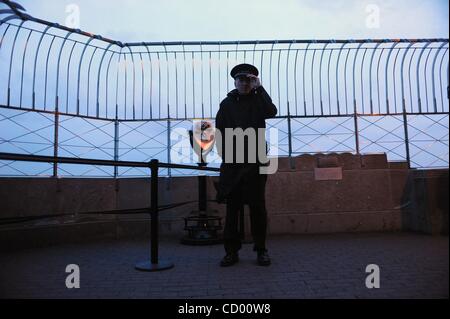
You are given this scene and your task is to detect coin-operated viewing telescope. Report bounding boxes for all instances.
[181,120,222,245]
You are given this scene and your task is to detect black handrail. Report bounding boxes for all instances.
[0,152,220,171]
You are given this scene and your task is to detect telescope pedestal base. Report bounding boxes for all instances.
[181,236,223,246]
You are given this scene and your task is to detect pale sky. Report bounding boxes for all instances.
[19,0,449,42]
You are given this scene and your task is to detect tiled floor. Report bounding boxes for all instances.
[0,232,448,299]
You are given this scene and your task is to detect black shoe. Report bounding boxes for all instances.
[220,253,239,267]
[257,251,271,266]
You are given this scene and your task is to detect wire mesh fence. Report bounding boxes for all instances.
[0,0,448,177]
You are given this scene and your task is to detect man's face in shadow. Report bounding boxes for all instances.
[235,75,253,95]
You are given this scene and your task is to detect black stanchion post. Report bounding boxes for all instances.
[151,159,159,264]
[135,159,174,272]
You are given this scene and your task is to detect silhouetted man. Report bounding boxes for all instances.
[215,63,278,267]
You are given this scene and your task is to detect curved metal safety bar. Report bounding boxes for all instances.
[0,0,448,120]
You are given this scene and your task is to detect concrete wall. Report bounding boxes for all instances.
[0,153,448,248]
[403,169,449,235]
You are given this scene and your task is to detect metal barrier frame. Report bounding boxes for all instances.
[0,0,449,175]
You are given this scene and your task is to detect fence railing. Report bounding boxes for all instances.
[0,0,448,176]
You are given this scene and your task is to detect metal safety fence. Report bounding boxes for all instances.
[1,0,448,177]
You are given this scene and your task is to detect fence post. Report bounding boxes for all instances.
[53,96,60,177]
[135,159,174,271]
[167,119,171,177]
[287,103,293,158]
[353,99,360,155]
[114,119,119,177]
[402,98,412,169]
[287,103,295,169]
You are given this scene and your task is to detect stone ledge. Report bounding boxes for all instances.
[290,153,392,171]
[361,153,388,169]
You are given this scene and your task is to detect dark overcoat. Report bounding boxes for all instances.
[215,86,278,203]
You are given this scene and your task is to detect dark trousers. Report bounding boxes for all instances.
[223,167,268,254]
